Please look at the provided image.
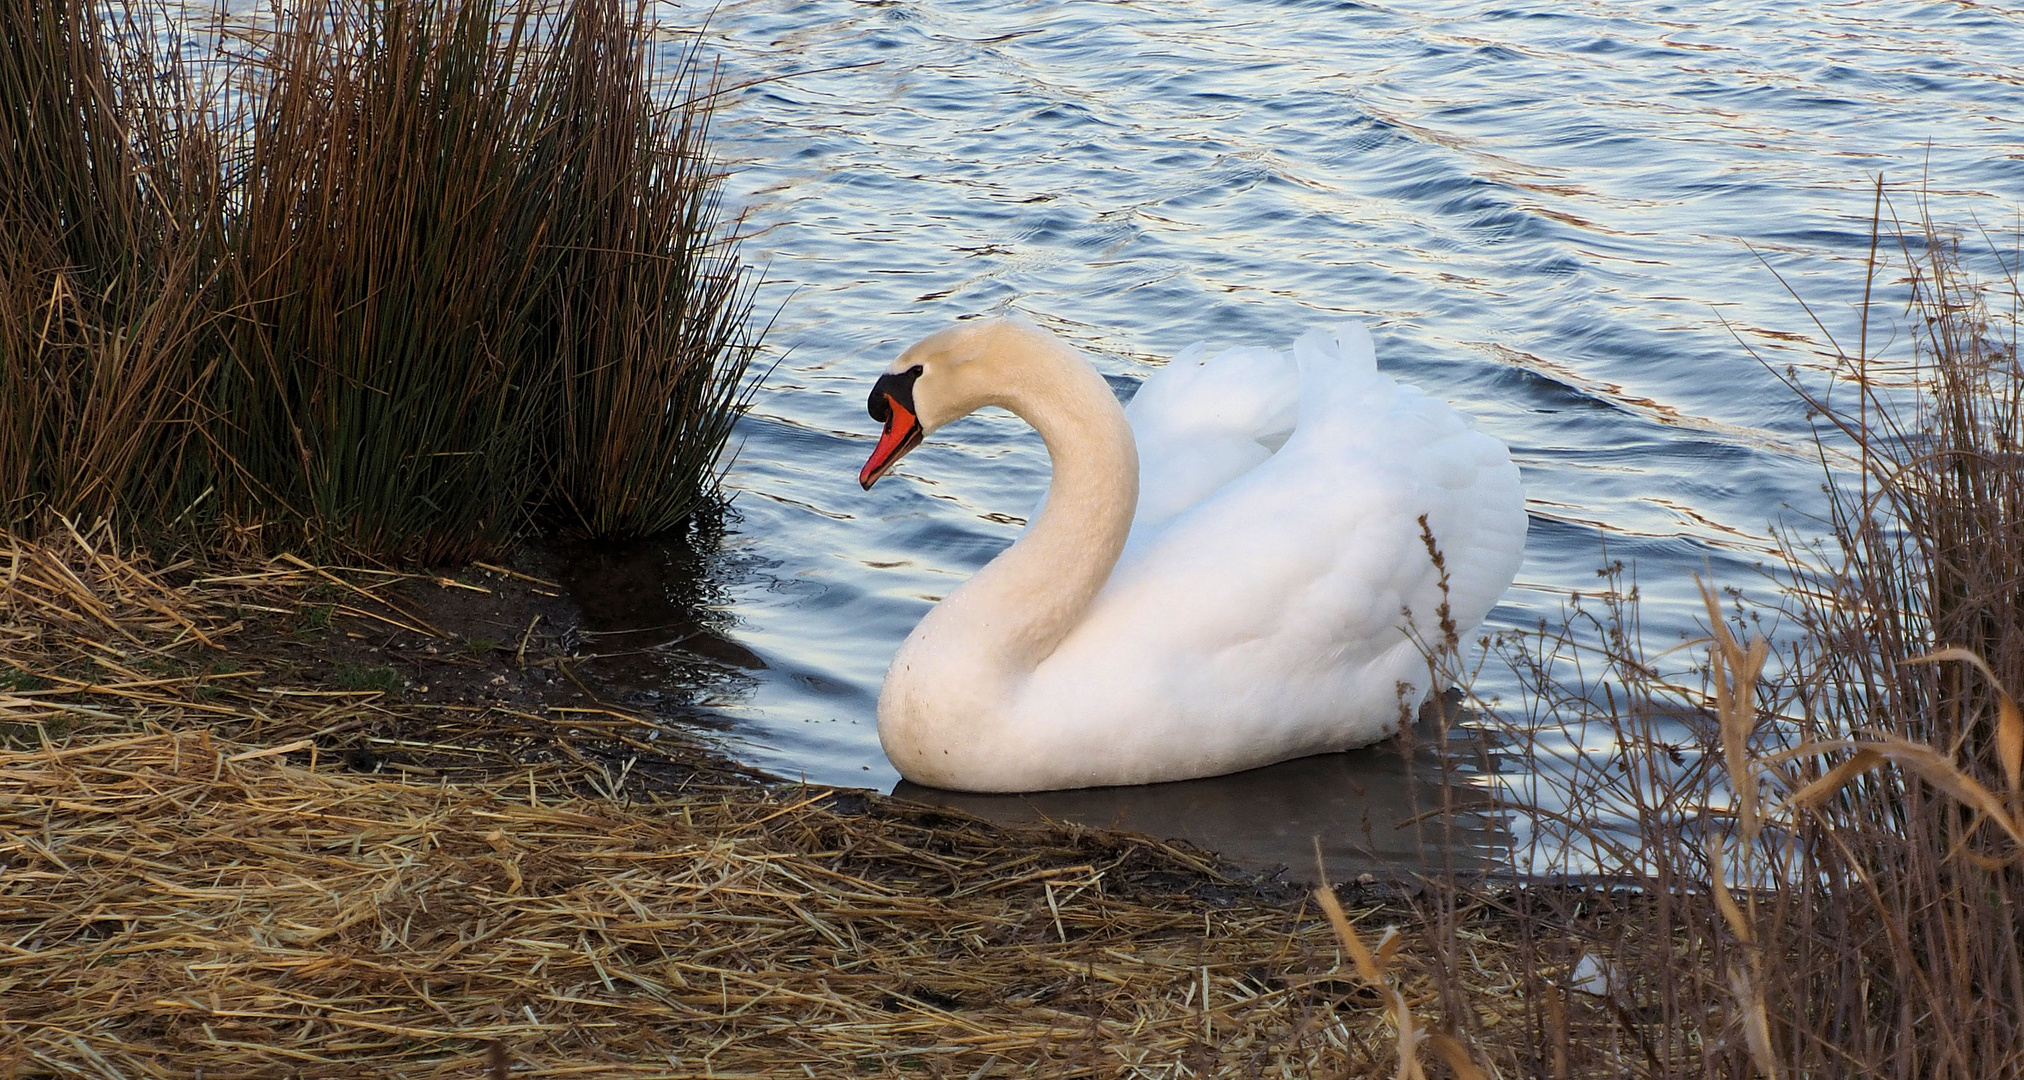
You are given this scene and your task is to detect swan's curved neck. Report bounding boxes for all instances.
[929,338,1137,679]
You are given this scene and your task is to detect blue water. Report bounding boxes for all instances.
[617,0,2022,872]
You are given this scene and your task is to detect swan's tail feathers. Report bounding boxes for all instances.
[1129,344,1296,433]
[1289,322,1383,431]
[1310,323,1379,371]
[1289,323,1377,374]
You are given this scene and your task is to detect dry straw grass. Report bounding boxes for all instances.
[0,517,763,796]
[2,730,1354,1077]
[0,525,1468,1077]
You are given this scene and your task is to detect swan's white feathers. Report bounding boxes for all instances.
[1121,342,1298,547]
[1009,327,1523,785]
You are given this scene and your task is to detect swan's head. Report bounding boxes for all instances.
[860,317,1055,489]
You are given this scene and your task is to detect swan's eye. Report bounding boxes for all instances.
[868,364,926,422]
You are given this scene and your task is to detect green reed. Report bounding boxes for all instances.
[0,0,222,536]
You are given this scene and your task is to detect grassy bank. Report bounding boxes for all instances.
[0,0,758,562]
[2,729,1352,1076]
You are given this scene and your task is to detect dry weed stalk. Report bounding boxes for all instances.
[1696,578,1780,1080]
[1313,878,1489,1080]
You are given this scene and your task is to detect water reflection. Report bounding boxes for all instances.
[898,716,1510,883]
[553,516,759,725]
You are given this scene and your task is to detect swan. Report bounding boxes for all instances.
[858,316,1526,792]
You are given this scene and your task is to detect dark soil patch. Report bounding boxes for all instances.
[214,544,774,797]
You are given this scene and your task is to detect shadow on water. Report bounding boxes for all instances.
[551,513,762,729]
[897,699,1510,884]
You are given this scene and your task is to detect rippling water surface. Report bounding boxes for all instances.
[587,0,2019,874]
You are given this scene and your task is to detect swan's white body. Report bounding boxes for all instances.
[863,318,1525,792]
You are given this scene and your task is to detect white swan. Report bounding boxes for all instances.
[858,316,1526,792]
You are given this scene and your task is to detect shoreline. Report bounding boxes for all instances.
[9,529,1460,1074]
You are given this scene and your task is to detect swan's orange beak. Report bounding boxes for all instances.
[860,394,924,489]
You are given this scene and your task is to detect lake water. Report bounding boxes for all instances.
[572,0,2024,876]
[233,0,2024,877]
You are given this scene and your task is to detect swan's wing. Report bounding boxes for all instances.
[1026,324,1527,767]
[1123,341,1300,548]
[1281,323,1527,638]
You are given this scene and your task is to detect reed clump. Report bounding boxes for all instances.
[1407,194,2024,1078]
[0,0,759,562]
[0,0,222,537]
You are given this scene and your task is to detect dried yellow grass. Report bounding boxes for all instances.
[0,525,1446,1076]
[0,521,743,790]
[0,727,1411,1077]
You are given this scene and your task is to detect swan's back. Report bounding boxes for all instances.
[1015,324,1526,787]
[1122,341,1299,548]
